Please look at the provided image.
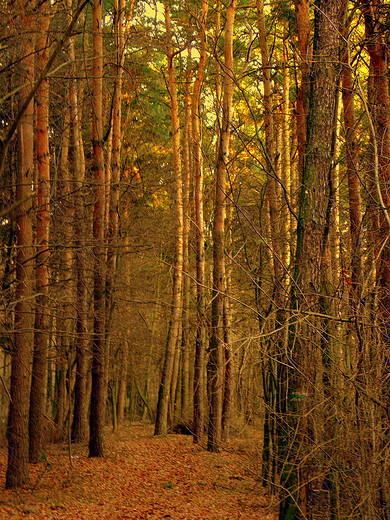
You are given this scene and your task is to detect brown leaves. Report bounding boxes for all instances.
[0,424,278,519]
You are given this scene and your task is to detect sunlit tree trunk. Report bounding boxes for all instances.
[29,0,51,463]
[180,57,192,422]
[89,0,107,458]
[154,1,184,436]
[341,13,362,292]
[208,0,236,453]
[192,0,208,445]
[281,28,292,267]
[6,1,36,489]
[257,0,280,283]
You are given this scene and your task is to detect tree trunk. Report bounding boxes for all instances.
[154,1,184,436]
[222,209,232,442]
[89,0,107,458]
[359,3,390,516]
[281,1,347,517]
[116,342,129,426]
[192,0,209,445]
[361,0,390,307]
[293,0,312,177]
[6,1,36,488]
[29,1,51,463]
[341,13,362,292]
[70,31,89,442]
[207,0,236,453]
[257,0,280,285]
[180,57,192,422]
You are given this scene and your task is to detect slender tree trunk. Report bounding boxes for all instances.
[89,0,107,458]
[257,0,280,284]
[6,1,36,489]
[154,1,184,436]
[29,1,51,463]
[341,13,362,292]
[361,0,390,307]
[208,0,236,453]
[180,59,192,422]
[222,204,233,442]
[192,0,208,445]
[69,0,89,443]
[53,76,73,443]
[257,0,286,485]
[105,0,128,431]
[293,0,311,178]
[116,342,129,426]
[281,28,292,267]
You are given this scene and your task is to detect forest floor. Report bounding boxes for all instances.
[0,423,279,519]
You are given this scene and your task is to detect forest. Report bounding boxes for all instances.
[0,0,389,518]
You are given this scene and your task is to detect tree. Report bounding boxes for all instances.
[207,0,236,453]
[29,0,52,463]
[341,5,362,292]
[89,0,107,458]
[293,0,312,176]
[6,0,36,489]
[280,1,347,517]
[192,0,209,445]
[69,0,89,443]
[154,0,184,437]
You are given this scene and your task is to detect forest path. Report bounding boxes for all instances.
[0,424,278,519]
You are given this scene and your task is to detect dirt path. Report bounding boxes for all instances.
[0,424,278,519]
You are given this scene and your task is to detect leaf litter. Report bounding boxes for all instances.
[0,424,278,519]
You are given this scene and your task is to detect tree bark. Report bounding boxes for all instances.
[89,0,107,458]
[69,0,89,443]
[207,0,236,454]
[180,57,192,422]
[29,0,51,463]
[361,0,390,309]
[192,0,208,445]
[6,0,36,489]
[341,11,362,292]
[154,1,184,436]
[293,0,312,178]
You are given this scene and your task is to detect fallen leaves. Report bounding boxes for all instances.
[0,424,279,519]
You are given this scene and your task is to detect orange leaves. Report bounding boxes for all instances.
[123,166,141,181]
[0,425,278,519]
